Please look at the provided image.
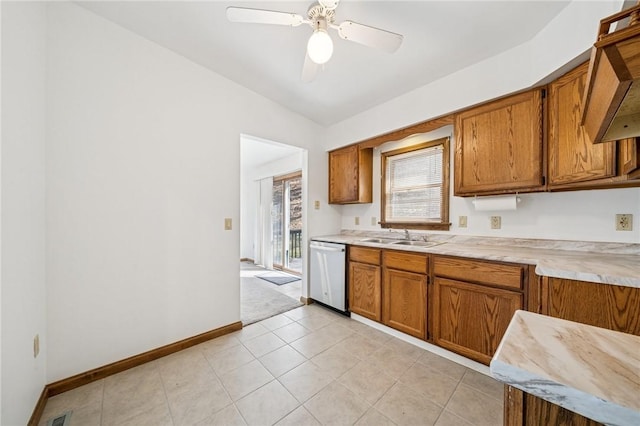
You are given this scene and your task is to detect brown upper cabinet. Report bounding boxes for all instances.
[548,63,617,187]
[328,145,373,204]
[620,137,640,179]
[454,89,545,196]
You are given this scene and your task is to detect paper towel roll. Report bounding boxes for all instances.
[472,195,519,211]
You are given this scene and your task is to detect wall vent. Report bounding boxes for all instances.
[46,411,72,426]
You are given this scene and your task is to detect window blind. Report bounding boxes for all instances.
[385,145,443,222]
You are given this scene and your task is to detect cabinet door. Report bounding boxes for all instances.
[328,146,372,204]
[619,137,640,179]
[382,268,426,339]
[548,63,616,186]
[433,277,523,365]
[454,90,544,195]
[349,262,381,321]
[545,278,640,336]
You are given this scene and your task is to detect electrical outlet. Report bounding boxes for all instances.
[458,216,468,228]
[371,217,377,226]
[490,216,501,229]
[616,214,633,231]
[34,334,39,358]
[314,200,320,210]
[224,218,232,230]
[355,216,360,225]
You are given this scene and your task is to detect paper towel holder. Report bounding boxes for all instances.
[472,194,521,211]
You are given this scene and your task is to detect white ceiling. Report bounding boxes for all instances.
[77,1,570,126]
[241,135,303,172]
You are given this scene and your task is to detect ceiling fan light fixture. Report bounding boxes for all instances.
[307,29,333,64]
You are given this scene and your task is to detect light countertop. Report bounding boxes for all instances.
[311,233,640,288]
[490,310,640,426]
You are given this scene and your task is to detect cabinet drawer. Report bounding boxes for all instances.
[383,250,428,274]
[349,246,381,265]
[433,256,523,290]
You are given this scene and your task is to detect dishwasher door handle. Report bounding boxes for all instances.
[310,245,345,253]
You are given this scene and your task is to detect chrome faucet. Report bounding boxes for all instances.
[404,229,410,240]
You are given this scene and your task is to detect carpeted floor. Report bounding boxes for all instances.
[240,263,302,325]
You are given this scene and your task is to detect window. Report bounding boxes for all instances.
[381,137,450,230]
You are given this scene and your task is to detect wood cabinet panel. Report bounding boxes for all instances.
[382,268,426,339]
[349,246,381,265]
[433,256,524,290]
[433,277,523,364]
[328,146,372,204]
[545,278,640,336]
[454,90,545,196]
[619,137,640,178]
[548,63,616,186]
[523,393,603,426]
[382,250,427,274]
[348,262,381,321]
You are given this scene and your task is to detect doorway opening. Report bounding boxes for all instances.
[272,172,302,275]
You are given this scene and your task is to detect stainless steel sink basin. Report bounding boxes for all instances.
[358,238,396,244]
[390,240,444,247]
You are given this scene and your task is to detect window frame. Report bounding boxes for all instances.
[380,137,451,231]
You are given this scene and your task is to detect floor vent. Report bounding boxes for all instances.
[46,411,72,426]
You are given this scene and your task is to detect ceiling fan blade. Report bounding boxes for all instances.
[337,21,403,53]
[301,52,320,83]
[226,7,305,27]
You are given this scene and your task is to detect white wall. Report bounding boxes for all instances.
[44,2,338,383]
[1,2,48,424]
[330,0,640,244]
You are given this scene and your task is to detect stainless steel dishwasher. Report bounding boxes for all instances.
[309,240,348,315]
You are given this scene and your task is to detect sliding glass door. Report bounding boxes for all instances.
[272,172,302,275]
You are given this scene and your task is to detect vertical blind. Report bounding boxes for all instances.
[385,145,444,222]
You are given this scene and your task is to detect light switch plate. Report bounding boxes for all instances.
[355,216,360,225]
[371,217,377,226]
[458,216,468,228]
[314,200,320,210]
[224,218,232,230]
[490,216,501,229]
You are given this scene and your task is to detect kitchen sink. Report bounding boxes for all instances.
[358,238,397,244]
[390,240,444,247]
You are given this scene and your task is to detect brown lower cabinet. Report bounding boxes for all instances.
[504,386,603,426]
[348,246,382,321]
[432,256,528,365]
[382,250,428,339]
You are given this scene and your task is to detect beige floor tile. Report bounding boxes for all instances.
[39,380,104,425]
[259,345,307,377]
[236,380,299,425]
[417,351,468,381]
[384,337,425,361]
[159,350,214,393]
[163,366,220,402]
[445,383,503,426]
[243,332,286,358]
[352,324,393,345]
[434,410,474,426]
[114,401,173,426]
[278,361,333,403]
[338,362,396,405]
[275,406,321,426]
[375,382,442,426]
[365,346,416,379]
[334,333,383,360]
[198,334,241,356]
[233,322,270,342]
[195,404,247,426]
[355,408,397,426]
[398,363,460,406]
[304,381,370,425]
[461,370,504,401]
[259,313,295,331]
[40,401,102,426]
[310,345,360,379]
[166,376,232,425]
[102,364,167,426]
[290,331,339,358]
[283,306,314,321]
[205,343,255,375]
[219,359,274,401]
[297,314,334,331]
[273,322,312,343]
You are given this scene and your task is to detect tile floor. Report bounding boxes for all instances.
[39,304,504,426]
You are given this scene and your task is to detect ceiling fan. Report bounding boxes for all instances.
[226,0,403,82]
